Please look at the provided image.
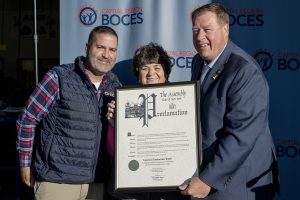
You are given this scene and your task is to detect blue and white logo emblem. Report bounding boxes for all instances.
[254,50,273,71]
[79,7,97,26]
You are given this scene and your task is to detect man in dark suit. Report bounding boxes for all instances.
[179,3,279,200]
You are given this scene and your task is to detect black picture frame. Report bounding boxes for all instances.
[114,81,202,192]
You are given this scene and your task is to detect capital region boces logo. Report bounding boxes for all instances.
[79,5,144,26]
[254,49,300,72]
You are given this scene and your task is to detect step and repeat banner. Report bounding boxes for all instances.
[60,0,210,84]
[60,1,300,199]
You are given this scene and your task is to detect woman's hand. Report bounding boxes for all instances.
[106,100,116,127]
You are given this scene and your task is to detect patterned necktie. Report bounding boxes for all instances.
[200,64,211,84]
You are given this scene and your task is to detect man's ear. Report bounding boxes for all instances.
[224,24,229,36]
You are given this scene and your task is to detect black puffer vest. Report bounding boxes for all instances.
[33,56,121,183]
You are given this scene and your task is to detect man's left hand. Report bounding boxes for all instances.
[179,177,211,198]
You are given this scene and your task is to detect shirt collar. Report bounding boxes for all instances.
[205,42,228,69]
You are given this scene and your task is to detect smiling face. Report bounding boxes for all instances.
[85,32,118,81]
[132,43,172,85]
[192,11,229,62]
[138,63,166,85]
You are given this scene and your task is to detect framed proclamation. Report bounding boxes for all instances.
[114,81,201,192]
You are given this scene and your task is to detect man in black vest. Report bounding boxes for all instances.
[16,26,121,200]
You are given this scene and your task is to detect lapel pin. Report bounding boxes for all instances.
[212,70,222,80]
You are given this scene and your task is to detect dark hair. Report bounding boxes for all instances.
[87,26,118,44]
[192,3,229,26]
[132,43,173,81]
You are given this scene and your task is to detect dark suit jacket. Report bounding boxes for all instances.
[191,40,279,200]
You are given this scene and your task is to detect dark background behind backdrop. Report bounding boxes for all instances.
[0,0,59,199]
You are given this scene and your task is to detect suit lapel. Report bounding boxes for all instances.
[191,54,204,81]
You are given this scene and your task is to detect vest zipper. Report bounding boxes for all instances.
[91,95,102,182]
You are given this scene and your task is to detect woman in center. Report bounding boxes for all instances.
[106,42,190,200]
